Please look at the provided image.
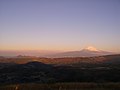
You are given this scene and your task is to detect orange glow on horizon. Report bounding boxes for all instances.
[0,45,120,53]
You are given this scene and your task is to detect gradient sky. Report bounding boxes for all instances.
[0,0,120,52]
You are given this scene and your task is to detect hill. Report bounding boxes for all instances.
[0,54,120,84]
[0,61,55,84]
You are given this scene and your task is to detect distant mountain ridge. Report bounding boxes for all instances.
[48,46,114,58]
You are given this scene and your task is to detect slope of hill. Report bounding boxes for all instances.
[0,61,55,84]
[0,55,120,84]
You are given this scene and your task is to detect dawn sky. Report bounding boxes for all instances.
[0,0,120,52]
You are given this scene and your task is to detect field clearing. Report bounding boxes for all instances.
[0,83,120,90]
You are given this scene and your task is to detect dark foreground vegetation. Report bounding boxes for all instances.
[0,54,120,84]
[0,54,120,89]
[0,83,120,90]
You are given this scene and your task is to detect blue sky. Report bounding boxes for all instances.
[0,0,120,52]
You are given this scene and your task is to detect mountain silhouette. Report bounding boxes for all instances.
[48,46,113,57]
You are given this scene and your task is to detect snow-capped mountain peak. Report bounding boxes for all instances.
[47,46,114,58]
[84,46,99,51]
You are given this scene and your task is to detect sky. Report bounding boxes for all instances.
[0,0,120,53]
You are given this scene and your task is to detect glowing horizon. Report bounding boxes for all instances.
[0,45,119,53]
[0,0,120,54]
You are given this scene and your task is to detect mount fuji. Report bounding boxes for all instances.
[48,46,114,57]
